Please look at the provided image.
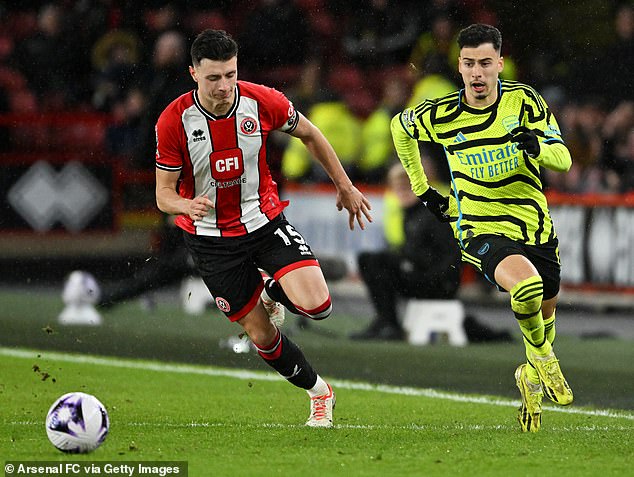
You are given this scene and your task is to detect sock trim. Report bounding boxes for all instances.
[296,296,332,320]
[254,329,282,360]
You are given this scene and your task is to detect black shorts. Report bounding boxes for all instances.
[462,234,561,299]
[183,214,318,321]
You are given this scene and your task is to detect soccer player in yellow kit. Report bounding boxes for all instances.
[391,24,573,432]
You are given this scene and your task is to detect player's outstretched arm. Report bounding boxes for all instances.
[290,113,372,230]
[511,127,572,172]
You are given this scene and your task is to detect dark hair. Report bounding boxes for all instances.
[190,29,238,65]
[457,24,502,53]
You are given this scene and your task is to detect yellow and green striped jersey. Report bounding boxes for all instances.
[392,79,571,247]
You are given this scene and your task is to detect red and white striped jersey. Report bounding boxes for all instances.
[155,81,299,237]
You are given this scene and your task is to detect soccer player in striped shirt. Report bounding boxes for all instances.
[391,24,573,432]
[155,29,372,427]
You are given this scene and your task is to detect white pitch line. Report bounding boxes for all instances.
[2,346,633,422]
[9,420,633,432]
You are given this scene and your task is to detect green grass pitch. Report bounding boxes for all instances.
[1,287,633,475]
[1,348,633,476]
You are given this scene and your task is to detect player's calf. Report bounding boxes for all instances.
[253,328,318,389]
[511,276,549,354]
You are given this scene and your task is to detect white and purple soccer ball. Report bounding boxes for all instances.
[45,392,109,453]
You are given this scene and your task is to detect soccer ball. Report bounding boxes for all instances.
[45,392,109,453]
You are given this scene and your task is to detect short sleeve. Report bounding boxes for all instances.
[155,108,184,172]
[259,86,299,133]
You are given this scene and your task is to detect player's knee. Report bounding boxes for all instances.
[510,275,543,319]
[297,295,332,320]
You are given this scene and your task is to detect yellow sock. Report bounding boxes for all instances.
[544,312,556,344]
[524,312,556,385]
[525,362,541,385]
[511,276,551,357]
[520,316,552,358]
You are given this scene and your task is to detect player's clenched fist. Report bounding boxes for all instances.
[187,195,214,221]
[511,126,540,158]
[418,186,450,223]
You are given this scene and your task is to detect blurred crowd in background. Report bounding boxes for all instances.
[1,0,634,194]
